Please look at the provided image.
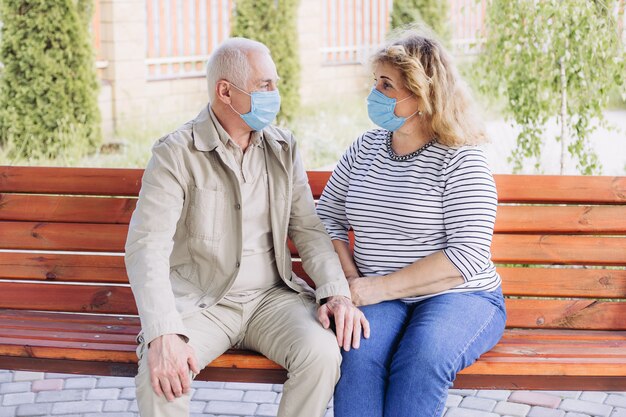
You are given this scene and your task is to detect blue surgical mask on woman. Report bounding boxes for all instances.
[229,83,281,131]
[367,87,419,131]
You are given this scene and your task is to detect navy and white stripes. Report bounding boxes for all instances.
[316,128,501,302]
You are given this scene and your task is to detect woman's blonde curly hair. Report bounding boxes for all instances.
[372,30,488,147]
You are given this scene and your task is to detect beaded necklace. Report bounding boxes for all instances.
[385,130,437,162]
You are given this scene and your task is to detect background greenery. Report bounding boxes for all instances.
[0,0,623,174]
[230,0,301,123]
[390,0,450,42]
[476,0,625,174]
[0,0,101,161]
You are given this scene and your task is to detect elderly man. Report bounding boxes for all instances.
[125,37,369,417]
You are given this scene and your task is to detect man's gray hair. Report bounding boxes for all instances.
[206,37,270,103]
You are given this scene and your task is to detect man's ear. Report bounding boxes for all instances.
[215,80,231,104]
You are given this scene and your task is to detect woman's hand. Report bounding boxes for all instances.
[348,276,385,306]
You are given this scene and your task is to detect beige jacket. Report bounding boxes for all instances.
[125,106,350,345]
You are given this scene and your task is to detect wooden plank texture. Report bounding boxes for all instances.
[491,235,626,266]
[307,172,626,203]
[499,267,626,299]
[0,283,136,314]
[0,194,136,223]
[291,234,626,266]
[2,355,624,389]
[493,175,626,204]
[0,222,127,252]
[4,255,623,300]
[2,167,625,204]
[0,166,143,196]
[0,252,127,283]
[494,205,626,234]
[505,299,626,330]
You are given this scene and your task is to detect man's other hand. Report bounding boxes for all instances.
[317,295,370,351]
[147,334,200,401]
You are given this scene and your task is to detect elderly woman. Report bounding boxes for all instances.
[316,31,507,417]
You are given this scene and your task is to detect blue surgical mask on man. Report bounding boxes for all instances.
[367,87,419,131]
[229,83,281,131]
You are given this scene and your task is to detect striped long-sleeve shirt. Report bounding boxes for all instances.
[316,128,502,302]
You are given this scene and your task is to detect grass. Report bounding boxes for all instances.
[289,91,374,170]
[0,95,374,170]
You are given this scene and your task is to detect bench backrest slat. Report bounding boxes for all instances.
[2,222,127,252]
[0,166,142,196]
[0,194,136,224]
[0,282,136,314]
[1,167,625,332]
[0,253,127,283]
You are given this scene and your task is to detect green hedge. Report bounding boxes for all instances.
[0,0,101,160]
[231,0,301,123]
[391,0,450,42]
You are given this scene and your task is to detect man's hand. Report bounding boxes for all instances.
[317,295,370,351]
[147,334,200,401]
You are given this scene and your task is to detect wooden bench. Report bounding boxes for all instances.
[1,165,625,391]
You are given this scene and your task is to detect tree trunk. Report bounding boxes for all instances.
[559,55,568,175]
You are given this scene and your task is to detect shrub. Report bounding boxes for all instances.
[390,0,450,42]
[231,0,301,123]
[0,0,101,161]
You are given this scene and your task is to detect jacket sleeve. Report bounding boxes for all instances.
[125,138,189,345]
[286,135,351,302]
[442,148,498,282]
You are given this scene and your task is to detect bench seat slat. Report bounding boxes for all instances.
[0,166,143,196]
[0,194,136,224]
[0,252,127,283]
[0,283,135,314]
[0,328,137,344]
[0,309,138,326]
[0,317,138,336]
[1,322,624,378]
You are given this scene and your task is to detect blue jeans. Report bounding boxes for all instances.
[334,289,506,417]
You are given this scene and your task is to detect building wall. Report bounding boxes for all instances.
[94,0,380,139]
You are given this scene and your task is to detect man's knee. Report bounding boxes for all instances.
[287,330,341,377]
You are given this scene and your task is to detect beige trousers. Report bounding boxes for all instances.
[135,285,341,417]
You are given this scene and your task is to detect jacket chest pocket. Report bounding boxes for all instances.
[186,186,225,240]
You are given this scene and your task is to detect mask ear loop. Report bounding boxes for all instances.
[226,82,251,117]
[395,95,423,121]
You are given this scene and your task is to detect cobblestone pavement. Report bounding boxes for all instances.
[1,371,626,417]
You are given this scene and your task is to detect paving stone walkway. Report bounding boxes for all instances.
[1,370,625,417]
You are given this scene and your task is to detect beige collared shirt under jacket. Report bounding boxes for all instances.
[207,108,281,300]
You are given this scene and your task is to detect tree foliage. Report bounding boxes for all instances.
[390,0,450,42]
[231,0,301,123]
[477,0,625,174]
[0,0,101,160]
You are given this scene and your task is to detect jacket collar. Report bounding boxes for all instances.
[192,104,287,153]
